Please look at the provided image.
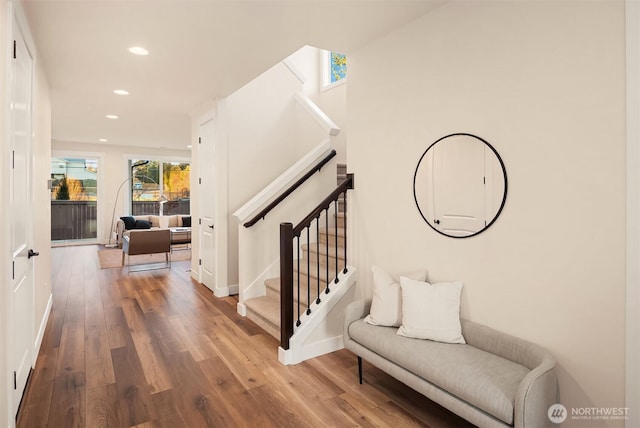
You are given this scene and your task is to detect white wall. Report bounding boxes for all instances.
[222,61,326,286]
[286,46,347,164]
[51,140,189,244]
[627,2,640,425]
[348,1,626,426]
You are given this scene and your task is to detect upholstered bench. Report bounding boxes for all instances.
[344,299,557,428]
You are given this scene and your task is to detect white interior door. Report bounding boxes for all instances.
[433,135,486,236]
[199,119,216,291]
[9,20,35,418]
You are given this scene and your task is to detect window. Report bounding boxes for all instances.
[322,50,347,90]
[130,159,190,215]
[330,52,347,83]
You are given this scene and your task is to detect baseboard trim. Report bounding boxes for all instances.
[33,293,53,365]
[237,302,247,316]
[214,283,239,298]
[279,335,344,366]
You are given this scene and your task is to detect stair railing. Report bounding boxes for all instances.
[279,173,354,350]
[244,149,337,228]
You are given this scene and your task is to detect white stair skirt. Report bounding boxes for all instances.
[278,267,356,365]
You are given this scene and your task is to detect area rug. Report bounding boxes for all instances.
[98,247,191,269]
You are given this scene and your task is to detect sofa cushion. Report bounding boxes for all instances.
[364,265,427,327]
[397,277,465,344]
[148,215,160,227]
[166,215,180,227]
[348,319,529,425]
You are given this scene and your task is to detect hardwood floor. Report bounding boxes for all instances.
[17,245,473,428]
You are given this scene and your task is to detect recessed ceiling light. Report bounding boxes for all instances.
[105,114,118,119]
[128,46,149,56]
[113,89,129,95]
[99,138,108,142]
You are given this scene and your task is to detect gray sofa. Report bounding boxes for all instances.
[344,299,557,428]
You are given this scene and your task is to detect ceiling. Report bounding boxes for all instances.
[21,0,442,151]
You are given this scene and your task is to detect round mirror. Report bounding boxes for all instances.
[413,133,507,238]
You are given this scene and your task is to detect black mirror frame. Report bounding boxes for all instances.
[413,133,508,239]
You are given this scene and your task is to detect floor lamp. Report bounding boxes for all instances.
[106,176,134,248]
[106,162,160,247]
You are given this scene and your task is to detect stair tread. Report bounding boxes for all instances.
[265,276,335,307]
[319,227,345,238]
[245,295,280,327]
[301,243,345,260]
[265,274,324,291]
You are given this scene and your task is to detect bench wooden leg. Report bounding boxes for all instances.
[358,356,363,384]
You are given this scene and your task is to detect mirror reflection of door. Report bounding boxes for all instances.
[432,135,486,236]
[413,133,507,238]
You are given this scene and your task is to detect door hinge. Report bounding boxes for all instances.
[483,176,486,184]
[13,40,16,59]
[198,137,202,144]
[199,218,202,225]
[199,177,202,185]
[199,258,202,266]
[12,150,15,169]
[12,261,15,280]
[13,371,16,390]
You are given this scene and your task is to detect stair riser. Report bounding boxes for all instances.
[319,233,345,247]
[302,250,345,270]
[265,285,323,310]
[246,309,280,339]
[266,278,334,306]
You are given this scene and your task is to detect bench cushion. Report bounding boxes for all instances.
[348,319,529,425]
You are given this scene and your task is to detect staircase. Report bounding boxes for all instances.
[244,211,347,340]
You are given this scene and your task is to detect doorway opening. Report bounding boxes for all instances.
[50,157,98,243]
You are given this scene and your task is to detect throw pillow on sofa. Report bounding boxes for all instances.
[364,265,428,327]
[120,216,136,230]
[182,216,191,227]
[134,219,152,229]
[397,277,465,344]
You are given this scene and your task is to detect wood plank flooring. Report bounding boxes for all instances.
[16,245,474,428]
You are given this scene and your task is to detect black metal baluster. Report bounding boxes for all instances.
[306,226,311,315]
[296,235,301,327]
[334,200,339,284]
[343,190,348,274]
[316,216,321,304]
[325,208,330,294]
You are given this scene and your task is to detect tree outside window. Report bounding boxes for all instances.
[131,160,190,215]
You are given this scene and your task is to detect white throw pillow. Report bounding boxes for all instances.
[397,277,465,344]
[364,265,428,327]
